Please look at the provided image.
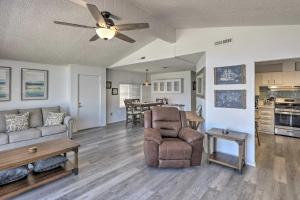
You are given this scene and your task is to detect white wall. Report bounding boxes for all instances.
[150,71,193,111]
[69,64,106,130]
[0,60,107,132]
[0,59,69,111]
[106,69,150,124]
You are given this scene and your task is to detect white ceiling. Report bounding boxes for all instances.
[112,52,202,73]
[0,0,157,67]
[130,0,300,29]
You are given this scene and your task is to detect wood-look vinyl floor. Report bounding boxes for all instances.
[13,123,300,200]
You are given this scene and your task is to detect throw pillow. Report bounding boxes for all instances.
[44,112,65,126]
[33,155,68,173]
[5,112,30,133]
[0,166,29,186]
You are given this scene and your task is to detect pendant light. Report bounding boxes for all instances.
[143,69,151,86]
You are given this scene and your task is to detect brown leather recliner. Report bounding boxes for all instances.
[144,107,204,168]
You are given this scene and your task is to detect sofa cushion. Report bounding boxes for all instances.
[159,138,192,160]
[19,108,42,128]
[8,128,41,143]
[33,155,68,173]
[44,112,65,126]
[42,106,60,124]
[5,112,30,133]
[0,133,8,145]
[0,110,18,133]
[37,125,67,137]
[0,166,29,186]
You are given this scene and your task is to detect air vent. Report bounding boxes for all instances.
[215,38,233,46]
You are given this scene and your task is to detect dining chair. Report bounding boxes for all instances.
[124,99,142,127]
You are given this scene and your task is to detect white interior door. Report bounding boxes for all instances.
[78,74,100,130]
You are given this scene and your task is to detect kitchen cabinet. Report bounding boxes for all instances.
[293,72,300,85]
[152,79,182,93]
[261,72,282,85]
[257,106,274,134]
[282,72,295,85]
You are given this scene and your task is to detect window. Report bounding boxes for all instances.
[119,84,141,107]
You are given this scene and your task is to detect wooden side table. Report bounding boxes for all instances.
[206,128,247,173]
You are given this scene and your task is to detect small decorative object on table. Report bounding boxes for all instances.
[206,128,247,174]
[28,146,37,153]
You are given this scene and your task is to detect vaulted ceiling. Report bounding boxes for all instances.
[130,0,300,29]
[0,0,174,67]
[1,0,300,68]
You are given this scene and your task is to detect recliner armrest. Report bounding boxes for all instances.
[179,127,204,144]
[144,128,162,144]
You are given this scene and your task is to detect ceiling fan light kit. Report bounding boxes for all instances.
[54,2,150,43]
[96,28,116,40]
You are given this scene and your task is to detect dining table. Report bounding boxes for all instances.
[132,101,164,111]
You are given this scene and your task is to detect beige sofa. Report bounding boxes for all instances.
[0,106,73,151]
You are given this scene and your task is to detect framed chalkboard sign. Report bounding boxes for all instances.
[214,65,246,85]
[215,90,246,109]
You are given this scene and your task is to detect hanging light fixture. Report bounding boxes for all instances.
[143,69,151,86]
[96,28,116,40]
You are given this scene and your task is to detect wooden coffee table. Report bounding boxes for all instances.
[0,138,80,199]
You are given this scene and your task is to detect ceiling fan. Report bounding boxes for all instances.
[54,3,149,43]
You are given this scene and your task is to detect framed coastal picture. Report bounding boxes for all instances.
[196,67,205,98]
[21,68,48,100]
[0,66,11,101]
[214,65,246,85]
[106,81,112,89]
[112,88,118,95]
[215,90,246,109]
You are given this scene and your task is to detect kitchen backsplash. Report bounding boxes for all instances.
[259,86,300,99]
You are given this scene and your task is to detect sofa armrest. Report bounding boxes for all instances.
[179,127,204,144]
[144,128,162,144]
[64,115,73,138]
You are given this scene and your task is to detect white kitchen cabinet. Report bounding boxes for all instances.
[153,81,159,92]
[165,80,173,93]
[294,72,300,85]
[282,72,295,85]
[159,81,165,92]
[271,72,282,85]
[152,79,182,93]
[261,72,282,86]
[262,73,272,85]
[173,79,181,93]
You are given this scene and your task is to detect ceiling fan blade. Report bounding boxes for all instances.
[69,0,87,8]
[115,32,135,43]
[89,34,99,42]
[112,23,149,31]
[86,4,107,28]
[54,21,96,29]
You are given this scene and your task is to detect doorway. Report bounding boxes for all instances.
[78,74,101,130]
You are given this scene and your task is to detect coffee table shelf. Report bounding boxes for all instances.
[0,162,73,199]
[208,152,239,169]
[0,139,79,199]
